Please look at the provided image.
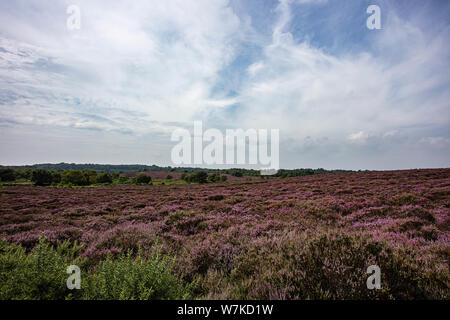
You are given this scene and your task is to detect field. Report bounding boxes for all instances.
[0,169,449,299]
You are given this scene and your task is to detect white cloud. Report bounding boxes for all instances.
[348,131,370,145]
[0,0,243,134]
[419,137,450,146]
[230,0,449,146]
[0,0,448,168]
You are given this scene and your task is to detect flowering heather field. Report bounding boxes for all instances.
[0,169,449,299]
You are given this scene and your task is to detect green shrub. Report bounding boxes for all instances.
[207,173,220,183]
[61,171,89,186]
[0,168,16,182]
[118,175,130,184]
[83,246,196,300]
[189,171,208,184]
[0,235,85,300]
[96,172,113,184]
[134,174,152,185]
[0,237,196,300]
[31,169,54,186]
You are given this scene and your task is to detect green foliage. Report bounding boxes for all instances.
[96,172,113,184]
[234,171,243,177]
[51,171,62,184]
[134,174,152,185]
[0,168,16,182]
[0,235,85,300]
[0,237,196,300]
[61,171,89,186]
[83,246,195,300]
[207,173,220,183]
[220,175,227,182]
[31,169,54,186]
[189,171,208,184]
[118,175,131,184]
[166,174,173,180]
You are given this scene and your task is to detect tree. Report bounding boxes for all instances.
[134,174,152,185]
[82,169,97,185]
[232,170,243,177]
[207,173,220,183]
[190,171,208,184]
[166,174,173,180]
[61,170,89,186]
[118,175,130,184]
[96,172,112,184]
[31,169,53,186]
[51,171,61,184]
[0,168,16,182]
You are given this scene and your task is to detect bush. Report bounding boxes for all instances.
[232,171,243,177]
[51,171,62,184]
[0,235,85,300]
[0,168,16,182]
[83,245,196,300]
[189,171,208,184]
[96,172,113,184]
[134,174,152,185]
[207,173,220,183]
[220,175,228,182]
[118,175,130,184]
[61,171,89,186]
[0,237,196,300]
[31,169,54,186]
[166,175,173,180]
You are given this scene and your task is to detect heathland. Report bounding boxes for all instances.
[0,168,448,299]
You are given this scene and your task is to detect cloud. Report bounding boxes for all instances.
[0,0,448,168]
[0,0,244,134]
[348,131,370,145]
[222,1,449,162]
[419,137,450,147]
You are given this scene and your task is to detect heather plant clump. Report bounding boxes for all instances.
[206,231,449,299]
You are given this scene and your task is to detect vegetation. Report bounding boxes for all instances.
[0,168,16,182]
[134,174,152,185]
[0,169,448,299]
[95,172,113,184]
[0,236,195,300]
[31,169,57,186]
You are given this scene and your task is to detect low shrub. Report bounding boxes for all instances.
[0,236,196,300]
[134,174,152,185]
[83,246,196,300]
[201,231,449,299]
[0,235,85,299]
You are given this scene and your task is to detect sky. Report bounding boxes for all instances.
[0,0,449,170]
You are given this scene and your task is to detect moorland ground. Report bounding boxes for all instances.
[0,169,449,299]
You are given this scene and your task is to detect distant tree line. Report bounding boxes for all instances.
[2,163,164,173]
[273,168,351,178]
[180,171,227,184]
[29,169,115,186]
[0,164,354,186]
